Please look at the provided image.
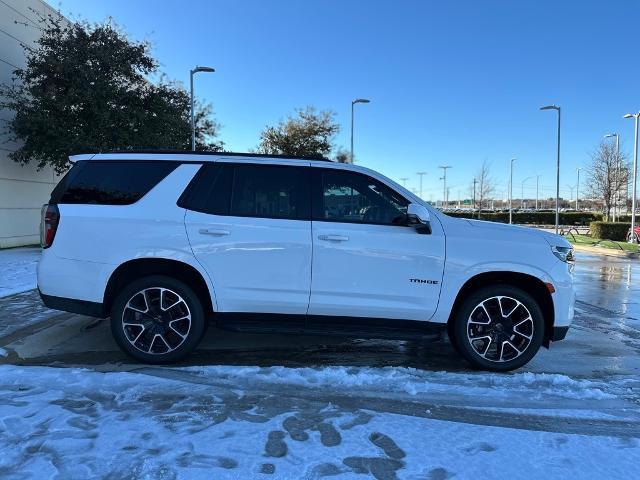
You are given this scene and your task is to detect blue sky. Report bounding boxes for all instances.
[49,0,640,202]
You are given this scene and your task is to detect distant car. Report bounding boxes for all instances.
[37,150,575,371]
[628,225,640,243]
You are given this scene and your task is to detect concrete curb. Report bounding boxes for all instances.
[572,243,639,259]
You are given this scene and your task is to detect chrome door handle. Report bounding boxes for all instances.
[199,228,230,236]
[318,234,349,242]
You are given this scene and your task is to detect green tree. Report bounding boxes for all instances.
[0,15,222,174]
[257,106,339,158]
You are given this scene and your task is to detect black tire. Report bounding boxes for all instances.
[628,231,639,244]
[452,285,545,372]
[110,275,206,364]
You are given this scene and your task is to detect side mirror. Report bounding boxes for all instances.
[407,203,430,224]
[407,203,431,234]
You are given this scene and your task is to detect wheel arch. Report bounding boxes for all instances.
[447,271,555,346]
[103,258,214,318]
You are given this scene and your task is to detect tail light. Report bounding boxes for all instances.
[40,204,60,248]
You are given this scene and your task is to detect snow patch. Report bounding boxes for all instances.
[0,247,40,297]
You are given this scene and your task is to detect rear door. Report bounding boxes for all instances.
[309,166,445,320]
[183,161,312,314]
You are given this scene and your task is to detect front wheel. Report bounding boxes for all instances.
[110,275,206,364]
[452,285,545,372]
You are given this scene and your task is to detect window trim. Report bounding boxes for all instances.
[311,168,411,227]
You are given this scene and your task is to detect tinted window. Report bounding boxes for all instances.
[230,164,310,220]
[177,163,233,215]
[315,169,408,225]
[51,161,178,205]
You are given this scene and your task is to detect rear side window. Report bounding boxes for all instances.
[230,164,310,220]
[50,161,178,205]
[179,163,310,220]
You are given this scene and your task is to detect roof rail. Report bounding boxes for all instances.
[99,149,333,162]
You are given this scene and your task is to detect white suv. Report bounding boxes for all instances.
[37,151,575,371]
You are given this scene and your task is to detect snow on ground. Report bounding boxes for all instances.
[0,247,40,298]
[0,365,638,479]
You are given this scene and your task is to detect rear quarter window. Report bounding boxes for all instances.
[50,161,178,205]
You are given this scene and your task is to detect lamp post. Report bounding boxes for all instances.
[190,66,215,151]
[350,98,370,163]
[521,176,533,209]
[509,158,516,224]
[439,165,452,208]
[540,104,561,234]
[416,172,427,199]
[624,113,639,242]
[399,177,409,187]
[536,175,541,210]
[576,167,582,211]
[605,133,620,221]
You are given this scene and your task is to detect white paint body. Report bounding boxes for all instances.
[38,153,575,330]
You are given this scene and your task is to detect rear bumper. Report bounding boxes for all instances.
[39,289,106,318]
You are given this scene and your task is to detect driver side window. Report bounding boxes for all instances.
[316,169,408,225]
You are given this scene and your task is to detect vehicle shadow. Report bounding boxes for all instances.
[4,313,469,372]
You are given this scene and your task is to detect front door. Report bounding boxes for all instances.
[309,166,445,320]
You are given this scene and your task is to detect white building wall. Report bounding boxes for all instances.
[0,0,64,248]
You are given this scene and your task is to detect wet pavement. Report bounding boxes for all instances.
[0,252,638,379]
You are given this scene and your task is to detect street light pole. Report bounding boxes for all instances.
[509,158,516,224]
[473,178,478,218]
[190,66,215,151]
[624,113,639,242]
[576,167,582,211]
[416,172,427,199]
[521,176,533,209]
[399,177,409,187]
[438,165,452,208]
[536,175,541,210]
[350,98,370,163]
[605,133,620,220]
[540,105,561,234]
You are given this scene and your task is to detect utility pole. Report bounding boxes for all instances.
[576,168,582,211]
[473,178,478,219]
[438,166,452,209]
[509,158,516,224]
[540,104,562,234]
[623,112,639,242]
[416,172,427,199]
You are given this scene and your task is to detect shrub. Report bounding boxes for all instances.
[588,222,631,241]
[444,211,602,225]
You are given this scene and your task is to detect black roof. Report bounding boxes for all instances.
[104,149,332,162]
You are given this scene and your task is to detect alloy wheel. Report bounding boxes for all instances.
[466,295,534,363]
[121,287,192,355]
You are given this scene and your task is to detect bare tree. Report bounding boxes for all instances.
[585,141,629,220]
[469,160,496,217]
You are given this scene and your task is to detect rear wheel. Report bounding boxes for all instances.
[110,275,206,363]
[627,231,639,244]
[452,285,544,372]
